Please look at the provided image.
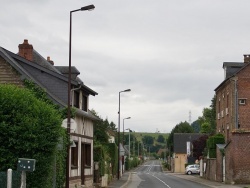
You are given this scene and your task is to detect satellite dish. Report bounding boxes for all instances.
[62,118,77,132]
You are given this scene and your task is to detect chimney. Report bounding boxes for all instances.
[47,56,54,65]
[243,54,250,63]
[18,39,33,61]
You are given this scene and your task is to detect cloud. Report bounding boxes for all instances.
[1,0,250,132]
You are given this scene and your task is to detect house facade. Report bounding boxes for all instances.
[214,54,250,184]
[173,133,204,173]
[0,39,98,187]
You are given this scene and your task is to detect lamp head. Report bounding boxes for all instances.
[81,4,95,11]
[124,89,131,92]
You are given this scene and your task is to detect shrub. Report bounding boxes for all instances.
[206,134,225,158]
[0,84,65,187]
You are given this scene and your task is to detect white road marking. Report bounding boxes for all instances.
[151,173,172,188]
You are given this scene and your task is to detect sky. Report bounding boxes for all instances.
[1,0,250,133]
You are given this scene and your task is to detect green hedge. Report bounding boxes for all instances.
[125,157,141,170]
[0,84,67,188]
[206,134,225,158]
[107,143,117,176]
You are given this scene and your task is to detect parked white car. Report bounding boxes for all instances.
[185,164,200,175]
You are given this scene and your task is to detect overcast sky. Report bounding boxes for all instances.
[1,0,250,133]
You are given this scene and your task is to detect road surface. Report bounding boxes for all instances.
[126,160,210,188]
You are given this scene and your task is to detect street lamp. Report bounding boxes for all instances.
[125,128,131,160]
[67,4,95,188]
[123,117,131,146]
[117,89,131,180]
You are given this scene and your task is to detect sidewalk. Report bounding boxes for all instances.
[107,171,250,188]
[107,172,131,188]
[168,172,250,188]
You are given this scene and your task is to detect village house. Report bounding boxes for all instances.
[213,54,250,184]
[0,39,98,187]
[173,133,204,173]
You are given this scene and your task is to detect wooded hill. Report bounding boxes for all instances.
[123,132,169,155]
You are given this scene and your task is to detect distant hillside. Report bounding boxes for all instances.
[125,132,169,146]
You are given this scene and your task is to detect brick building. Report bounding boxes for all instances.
[214,54,250,184]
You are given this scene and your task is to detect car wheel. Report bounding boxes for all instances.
[187,171,192,175]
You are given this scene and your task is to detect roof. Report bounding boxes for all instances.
[55,66,80,80]
[0,45,98,120]
[223,62,244,80]
[215,61,249,91]
[216,144,226,149]
[32,49,62,74]
[173,133,204,153]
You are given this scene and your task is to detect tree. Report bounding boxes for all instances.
[197,95,216,135]
[157,135,165,143]
[0,84,65,188]
[192,135,209,159]
[142,135,154,146]
[167,121,194,154]
[91,111,111,145]
[191,120,201,133]
[109,121,117,131]
[201,122,212,133]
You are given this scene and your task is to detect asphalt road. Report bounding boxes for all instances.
[126,160,210,188]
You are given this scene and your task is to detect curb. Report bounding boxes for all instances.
[120,172,131,188]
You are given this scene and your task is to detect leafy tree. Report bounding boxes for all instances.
[157,135,165,143]
[142,135,154,146]
[198,95,216,135]
[91,111,110,145]
[192,135,209,159]
[0,84,65,188]
[191,120,201,133]
[109,121,117,131]
[201,122,212,133]
[167,121,194,154]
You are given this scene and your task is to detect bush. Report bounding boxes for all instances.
[0,84,65,187]
[206,134,225,158]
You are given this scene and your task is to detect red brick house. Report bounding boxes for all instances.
[214,54,250,184]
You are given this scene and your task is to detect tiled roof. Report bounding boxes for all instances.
[173,133,204,153]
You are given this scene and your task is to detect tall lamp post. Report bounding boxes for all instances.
[123,117,131,146]
[67,5,95,188]
[118,89,131,180]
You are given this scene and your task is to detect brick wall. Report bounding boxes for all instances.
[229,132,250,184]
[0,56,23,86]
[216,79,236,142]
[237,65,250,130]
[204,158,217,181]
[216,147,223,182]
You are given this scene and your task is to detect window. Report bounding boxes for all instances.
[82,95,88,112]
[71,142,78,168]
[239,99,246,105]
[73,91,80,108]
[82,143,91,167]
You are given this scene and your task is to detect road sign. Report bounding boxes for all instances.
[17,158,36,172]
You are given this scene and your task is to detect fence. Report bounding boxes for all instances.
[0,170,21,188]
